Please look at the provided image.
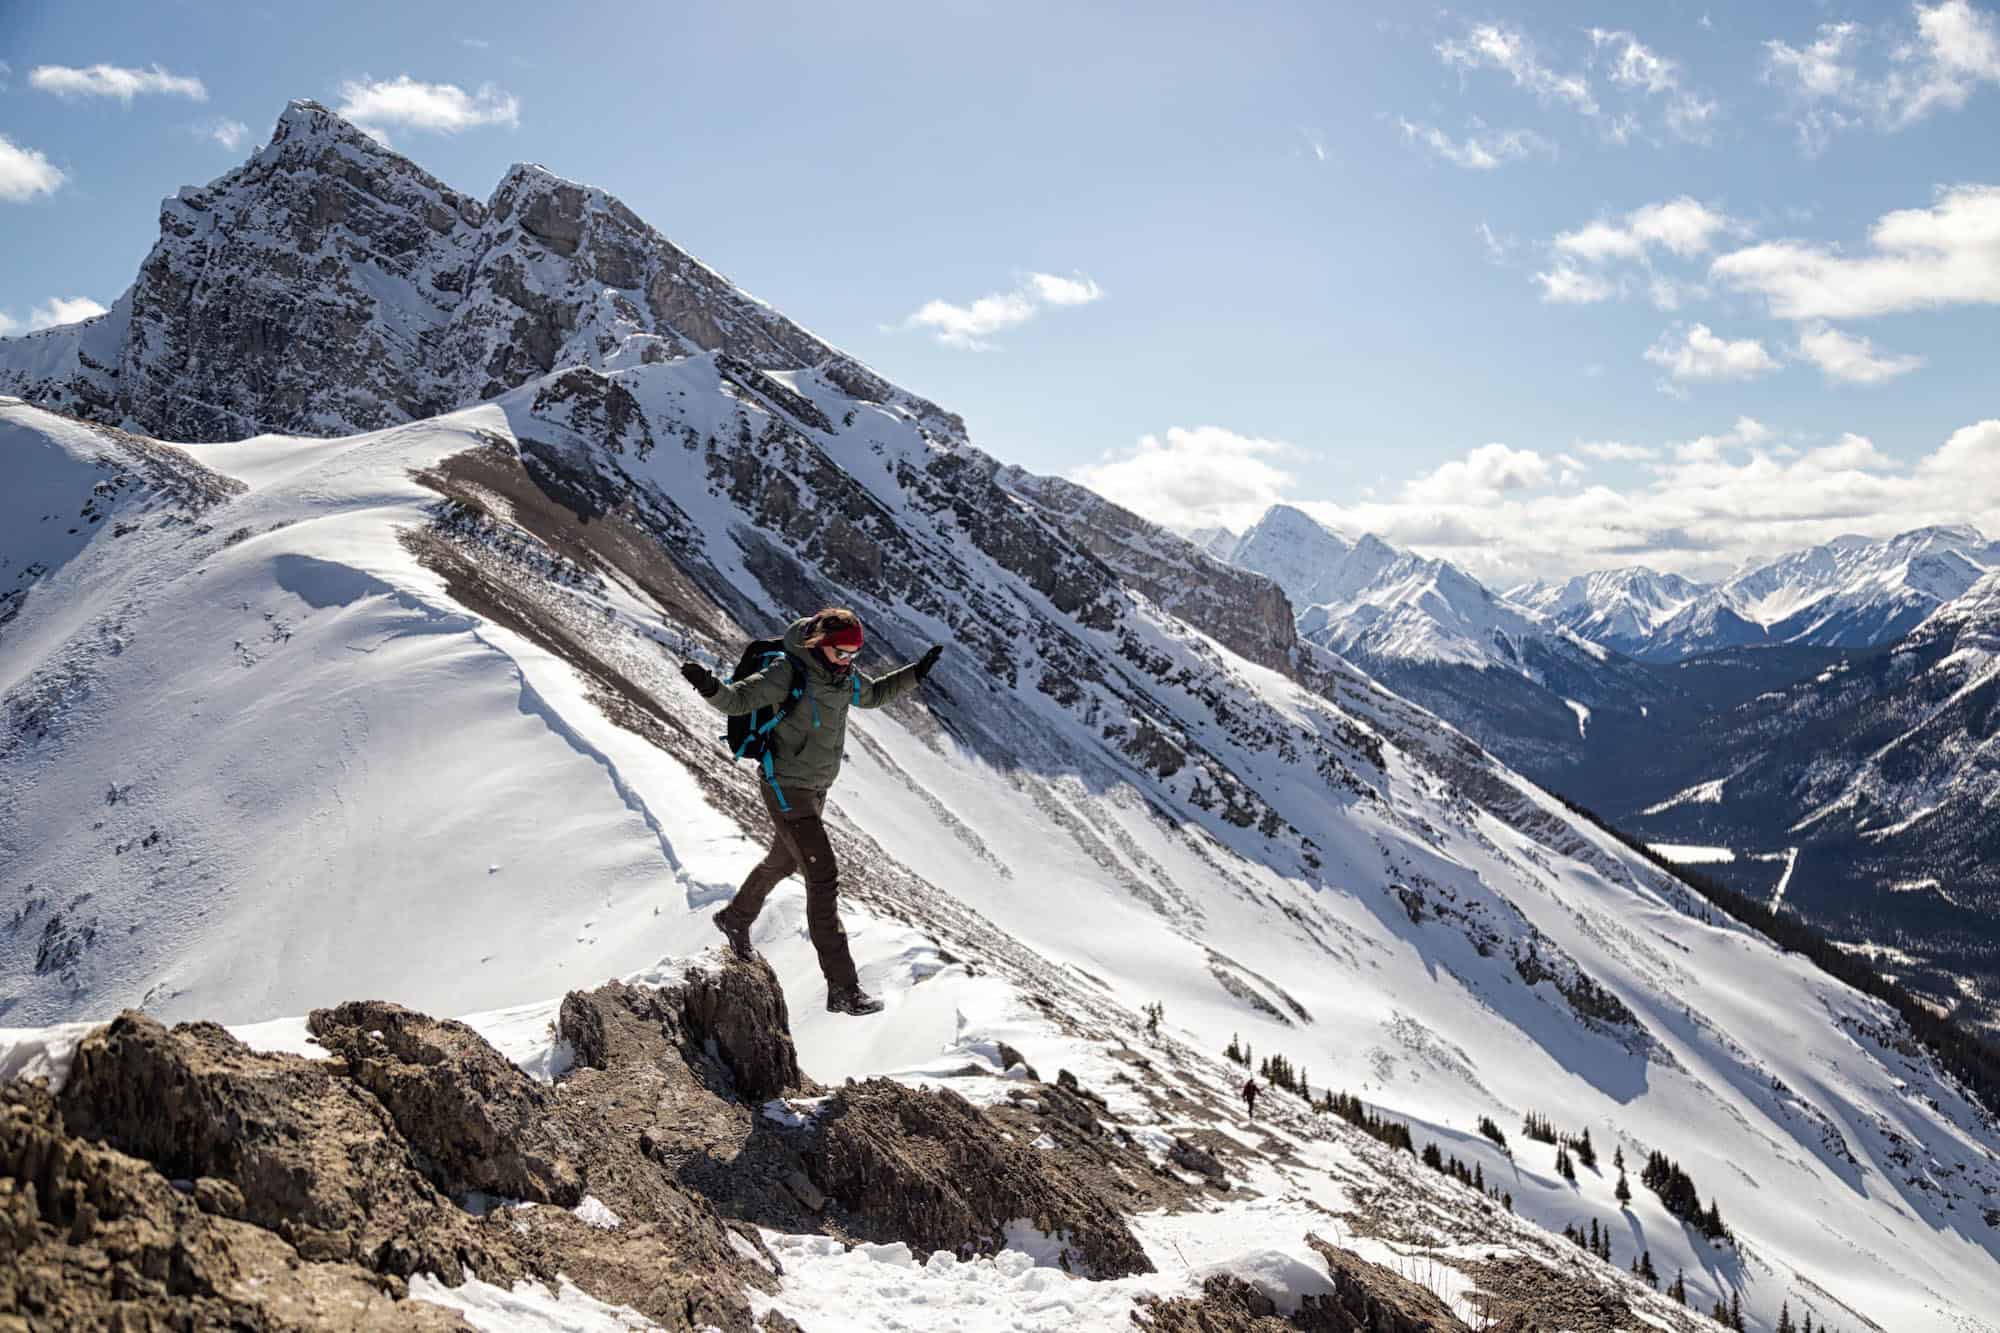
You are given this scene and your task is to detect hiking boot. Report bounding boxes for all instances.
[712,910,754,961]
[826,985,884,1016]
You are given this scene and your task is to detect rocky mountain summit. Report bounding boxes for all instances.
[0,99,958,450]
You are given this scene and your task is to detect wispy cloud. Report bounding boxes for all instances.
[1589,28,1721,142]
[1796,323,1926,383]
[1711,183,2000,319]
[460,37,492,50]
[1578,440,1660,462]
[1764,1,2000,152]
[334,76,520,135]
[1535,198,1737,309]
[1394,118,1554,169]
[0,134,67,201]
[205,118,250,151]
[1438,22,1598,115]
[1535,265,1620,304]
[902,271,1103,350]
[29,62,207,102]
[1644,323,1780,382]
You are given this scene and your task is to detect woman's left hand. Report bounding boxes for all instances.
[915,645,944,680]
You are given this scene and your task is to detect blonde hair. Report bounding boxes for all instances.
[800,607,862,648]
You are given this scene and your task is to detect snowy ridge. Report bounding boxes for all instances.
[1507,567,1709,657]
[1,104,1997,1332]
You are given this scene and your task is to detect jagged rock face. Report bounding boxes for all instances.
[558,962,803,1104]
[1130,1233,1476,1331]
[306,999,585,1206]
[799,1075,1153,1278]
[1000,469,1299,674]
[55,1011,521,1285]
[1,1080,469,1330]
[0,100,964,448]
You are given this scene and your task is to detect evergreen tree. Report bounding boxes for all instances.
[1668,1271,1687,1305]
[1803,1313,1814,1333]
[1730,1290,1744,1331]
[1423,1142,1444,1170]
[1556,1143,1577,1182]
[1613,1144,1625,1172]
[1779,1301,1795,1333]
[1474,1161,1485,1191]
[1639,1250,1658,1287]
[1502,1191,1512,1212]
[1615,1170,1632,1205]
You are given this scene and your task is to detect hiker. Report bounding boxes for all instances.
[680,608,942,1015]
[1242,1078,1259,1121]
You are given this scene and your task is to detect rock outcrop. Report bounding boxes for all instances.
[798,1076,1153,1278]
[306,999,585,1206]
[56,1012,521,1286]
[2,1079,469,1330]
[1131,1233,1476,1332]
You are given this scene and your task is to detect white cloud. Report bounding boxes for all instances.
[1027,273,1103,306]
[1644,323,1780,381]
[0,312,15,336]
[0,134,66,201]
[1578,440,1659,462]
[1712,183,2000,319]
[1073,414,2000,584]
[1589,29,1721,142]
[903,271,1102,350]
[334,76,520,134]
[1764,2,2000,150]
[29,62,206,102]
[1438,23,1598,114]
[1404,443,1552,503]
[1394,118,1554,169]
[1535,265,1619,304]
[27,296,108,330]
[1555,197,1737,262]
[1068,426,1303,530]
[1477,221,1515,263]
[207,119,250,151]
[1796,323,1926,383]
[460,37,492,50]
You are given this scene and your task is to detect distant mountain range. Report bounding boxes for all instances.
[1198,506,2000,1030]
[1508,526,2000,662]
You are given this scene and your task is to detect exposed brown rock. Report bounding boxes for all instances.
[559,961,803,1104]
[1301,1233,1474,1331]
[1131,1274,1299,1330]
[306,999,584,1205]
[1,1080,468,1330]
[798,1076,1153,1278]
[56,1011,520,1285]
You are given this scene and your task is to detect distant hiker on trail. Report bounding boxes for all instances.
[680,608,943,1016]
[1242,1078,1259,1121]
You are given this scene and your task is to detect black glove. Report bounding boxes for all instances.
[914,645,943,681]
[680,661,720,697]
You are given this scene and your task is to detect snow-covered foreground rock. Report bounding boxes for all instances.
[2,103,1999,1331]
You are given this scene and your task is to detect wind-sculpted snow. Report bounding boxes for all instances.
[2,103,1999,1331]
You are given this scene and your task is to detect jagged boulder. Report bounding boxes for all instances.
[1,1080,467,1330]
[56,1011,519,1285]
[796,1076,1153,1278]
[1132,1274,1302,1330]
[306,999,585,1205]
[1298,1233,1473,1332]
[560,960,802,1103]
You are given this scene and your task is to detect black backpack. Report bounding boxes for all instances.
[724,639,807,773]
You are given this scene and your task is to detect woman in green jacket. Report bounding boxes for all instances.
[681,608,942,1015]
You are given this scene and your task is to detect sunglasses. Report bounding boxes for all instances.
[825,644,858,662]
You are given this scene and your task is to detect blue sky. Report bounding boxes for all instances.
[1,0,1996,581]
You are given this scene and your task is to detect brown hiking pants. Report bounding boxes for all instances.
[716,783,860,991]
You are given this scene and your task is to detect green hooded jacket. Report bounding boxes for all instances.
[706,616,921,792]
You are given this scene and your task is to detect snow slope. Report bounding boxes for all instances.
[1507,567,1709,658]
[2,104,1998,1332]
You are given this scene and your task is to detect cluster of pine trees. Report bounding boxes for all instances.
[1521,1110,1559,1144]
[1421,1140,1512,1210]
[1477,1115,1508,1151]
[1640,1151,1732,1243]
[1257,1051,1307,1099]
[1316,1090,1415,1154]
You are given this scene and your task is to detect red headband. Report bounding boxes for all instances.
[819,622,864,651]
